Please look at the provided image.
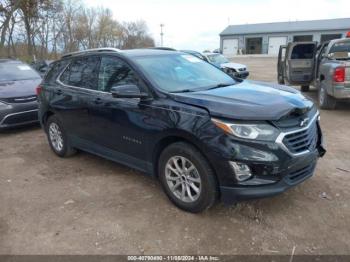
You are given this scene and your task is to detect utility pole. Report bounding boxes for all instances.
[160,24,164,47]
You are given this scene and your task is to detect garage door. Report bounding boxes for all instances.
[268,36,287,55]
[223,39,238,57]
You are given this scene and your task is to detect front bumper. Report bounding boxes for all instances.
[0,101,38,129]
[220,149,321,204]
[234,71,249,79]
[203,114,325,204]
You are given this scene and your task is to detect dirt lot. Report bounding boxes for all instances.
[1,57,350,255]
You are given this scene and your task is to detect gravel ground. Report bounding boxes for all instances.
[0,57,349,255]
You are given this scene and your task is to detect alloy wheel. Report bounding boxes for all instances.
[49,122,64,152]
[165,156,201,203]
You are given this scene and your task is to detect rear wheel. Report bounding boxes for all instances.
[300,85,310,92]
[158,142,218,213]
[319,85,336,110]
[46,115,76,157]
[278,76,285,85]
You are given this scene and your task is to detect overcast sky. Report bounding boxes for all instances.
[84,0,350,51]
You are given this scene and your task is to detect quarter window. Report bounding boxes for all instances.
[98,56,138,92]
[60,56,100,90]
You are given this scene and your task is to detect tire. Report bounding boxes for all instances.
[278,76,285,85]
[158,142,218,213]
[300,85,310,92]
[318,85,337,110]
[46,115,76,157]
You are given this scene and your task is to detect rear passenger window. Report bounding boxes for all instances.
[43,60,69,85]
[60,56,100,90]
[98,56,138,92]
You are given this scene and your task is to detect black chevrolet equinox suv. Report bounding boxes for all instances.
[38,48,325,212]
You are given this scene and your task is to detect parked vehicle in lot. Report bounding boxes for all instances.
[149,47,177,51]
[0,59,41,129]
[278,38,350,109]
[180,50,209,62]
[203,52,249,79]
[31,60,54,77]
[38,48,325,212]
[181,51,249,79]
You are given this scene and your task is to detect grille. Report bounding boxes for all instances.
[1,95,37,104]
[282,121,318,154]
[2,110,38,125]
[285,163,316,185]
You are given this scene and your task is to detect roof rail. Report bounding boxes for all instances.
[61,48,121,58]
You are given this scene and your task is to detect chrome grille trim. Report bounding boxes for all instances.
[0,109,38,126]
[275,112,319,156]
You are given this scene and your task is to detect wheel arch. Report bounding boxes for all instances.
[41,110,55,126]
[152,133,218,181]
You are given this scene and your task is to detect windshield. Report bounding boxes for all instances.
[134,54,235,93]
[207,54,229,64]
[0,62,41,81]
[329,41,350,59]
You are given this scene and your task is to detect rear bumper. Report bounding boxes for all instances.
[0,102,38,129]
[333,85,350,99]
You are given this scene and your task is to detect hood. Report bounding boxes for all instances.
[220,62,246,70]
[0,78,41,99]
[170,80,314,121]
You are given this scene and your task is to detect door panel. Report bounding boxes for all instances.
[285,42,317,85]
[277,45,286,84]
[49,86,89,137]
[88,94,151,160]
[55,56,100,140]
[88,55,153,163]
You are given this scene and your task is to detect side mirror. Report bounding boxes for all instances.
[111,84,149,99]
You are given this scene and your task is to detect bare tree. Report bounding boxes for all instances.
[122,20,155,49]
[0,0,20,51]
[0,0,155,60]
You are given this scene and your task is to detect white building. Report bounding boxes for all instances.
[220,18,350,56]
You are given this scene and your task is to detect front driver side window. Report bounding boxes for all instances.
[98,56,139,92]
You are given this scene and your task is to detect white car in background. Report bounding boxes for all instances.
[203,52,249,79]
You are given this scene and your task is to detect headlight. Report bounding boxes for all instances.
[223,67,235,74]
[212,118,280,141]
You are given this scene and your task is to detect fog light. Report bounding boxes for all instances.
[229,161,252,182]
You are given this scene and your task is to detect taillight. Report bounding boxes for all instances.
[36,85,42,96]
[333,67,345,83]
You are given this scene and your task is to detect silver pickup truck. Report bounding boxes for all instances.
[277,38,350,109]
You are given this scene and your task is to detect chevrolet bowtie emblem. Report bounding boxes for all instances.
[300,117,309,127]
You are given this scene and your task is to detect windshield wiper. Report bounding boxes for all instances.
[170,89,195,93]
[206,83,233,90]
[170,83,233,93]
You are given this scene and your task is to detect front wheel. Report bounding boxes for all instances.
[300,85,310,92]
[319,85,337,110]
[158,142,218,213]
